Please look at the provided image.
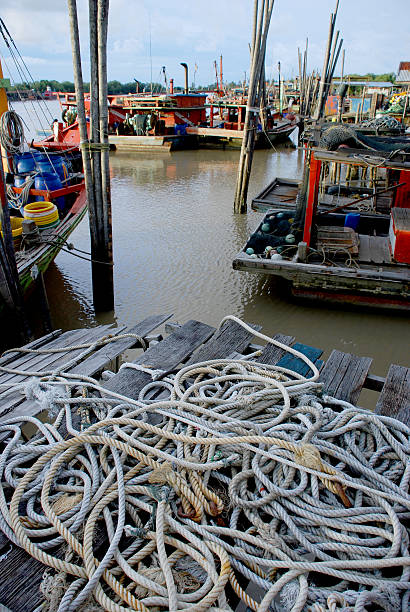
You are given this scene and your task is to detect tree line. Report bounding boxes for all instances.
[6,73,397,95]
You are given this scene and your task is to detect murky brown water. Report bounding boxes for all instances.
[11,101,409,400]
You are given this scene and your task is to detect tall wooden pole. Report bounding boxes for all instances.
[89,0,102,238]
[313,11,334,120]
[68,0,114,311]
[234,0,275,213]
[233,0,264,213]
[97,0,114,310]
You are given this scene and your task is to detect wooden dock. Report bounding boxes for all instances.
[0,314,408,611]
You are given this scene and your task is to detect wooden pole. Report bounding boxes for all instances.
[97,0,114,310]
[68,0,114,311]
[402,92,408,123]
[67,0,99,300]
[233,0,264,213]
[313,11,334,120]
[302,38,308,111]
[234,0,275,213]
[88,0,102,235]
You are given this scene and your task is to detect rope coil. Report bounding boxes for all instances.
[0,317,408,611]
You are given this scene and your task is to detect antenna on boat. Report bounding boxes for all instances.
[149,12,153,95]
[161,66,168,94]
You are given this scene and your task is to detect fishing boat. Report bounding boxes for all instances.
[58,87,207,152]
[186,95,297,149]
[0,112,87,312]
[233,129,410,310]
[58,87,297,151]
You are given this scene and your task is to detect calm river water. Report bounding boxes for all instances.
[12,100,409,402]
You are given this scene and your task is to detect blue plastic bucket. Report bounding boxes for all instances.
[14,152,36,174]
[34,172,65,210]
[344,212,360,231]
[36,156,69,182]
[174,124,187,136]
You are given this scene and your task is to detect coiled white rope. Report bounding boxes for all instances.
[0,317,408,612]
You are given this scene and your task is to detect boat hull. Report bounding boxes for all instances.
[233,251,410,311]
[0,187,87,314]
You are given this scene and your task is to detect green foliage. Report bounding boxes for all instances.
[6,79,165,95]
[345,72,396,83]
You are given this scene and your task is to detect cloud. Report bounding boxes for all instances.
[111,38,144,55]
[0,0,408,84]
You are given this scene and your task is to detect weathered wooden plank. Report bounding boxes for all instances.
[358,234,371,263]
[0,544,45,612]
[276,342,323,377]
[319,350,373,404]
[0,326,118,422]
[0,329,62,368]
[185,320,260,366]
[0,328,99,386]
[0,325,114,386]
[69,314,172,377]
[104,320,214,399]
[368,236,391,264]
[375,364,410,426]
[257,334,296,365]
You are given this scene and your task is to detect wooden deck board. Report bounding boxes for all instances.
[0,328,86,384]
[68,314,172,377]
[185,319,260,365]
[0,326,119,422]
[375,364,410,426]
[319,350,373,404]
[0,330,62,368]
[257,334,296,365]
[0,326,111,386]
[104,320,214,400]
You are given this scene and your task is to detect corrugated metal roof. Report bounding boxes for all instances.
[396,70,410,83]
[398,61,410,71]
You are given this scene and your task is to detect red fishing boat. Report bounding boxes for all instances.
[233,127,410,310]
[57,86,208,152]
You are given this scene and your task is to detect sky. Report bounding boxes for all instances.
[0,0,409,87]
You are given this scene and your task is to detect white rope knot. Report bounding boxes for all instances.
[119,362,165,380]
[24,379,68,416]
[236,394,254,407]
[294,443,325,472]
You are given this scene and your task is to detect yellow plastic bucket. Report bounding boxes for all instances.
[0,217,23,250]
[1,216,23,238]
[24,201,59,228]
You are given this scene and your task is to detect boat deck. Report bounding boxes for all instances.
[358,234,392,264]
[252,177,394,214]
[0,314,408,610]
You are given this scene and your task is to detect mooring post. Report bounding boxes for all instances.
[234,0,274,214]
[68,0,114,312]
[96,0,114,311]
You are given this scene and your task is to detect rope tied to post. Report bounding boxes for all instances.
[80,141,110,152]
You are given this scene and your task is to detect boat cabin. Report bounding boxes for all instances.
[234,144,410,310]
